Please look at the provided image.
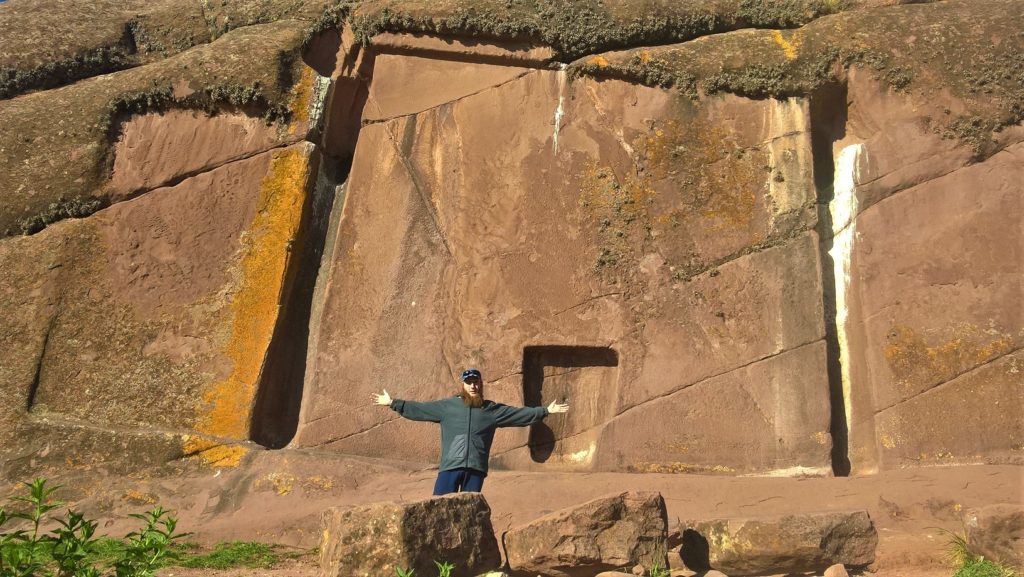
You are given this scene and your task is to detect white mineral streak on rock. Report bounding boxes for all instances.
[566,441,597,464]
[552,64,567,154]
[308,72,331,131]
[829,143,863,434]
[751,465,832,478]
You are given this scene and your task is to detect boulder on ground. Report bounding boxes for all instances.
[965,504,1024,572]
[319,493,501,577]
[824,563,850,577]
[504,491,668,577]
[680,511,877,576]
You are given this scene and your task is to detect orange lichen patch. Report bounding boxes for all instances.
[629,462,736,474]
[196,147,311,440]
[122,489,158,505]
[771,30,803,61]
[304,475,335,491]
[638,50,652,64]
[586,55,610,68]
[665,440,692,453]
[641,118,763,230]
[256,472,298,495]
[578,160,656,272]
[289,66,316,124]
[579,161,655,219]
[880,432,898,449]
[182,436,249,467]
[883,323,1015,395]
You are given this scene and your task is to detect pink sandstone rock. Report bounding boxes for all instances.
[319,493,501,577]
[503,491,668,577]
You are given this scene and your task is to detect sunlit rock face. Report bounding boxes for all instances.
[1,0,1020,479]
[291,49,835,476]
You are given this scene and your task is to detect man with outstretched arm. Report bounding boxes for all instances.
[373,368,569,495]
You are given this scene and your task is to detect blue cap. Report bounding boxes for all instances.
[461,368,482,382]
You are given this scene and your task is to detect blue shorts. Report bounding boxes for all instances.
[433,468,485,495]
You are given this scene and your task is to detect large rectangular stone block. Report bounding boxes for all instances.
[319,493,501,577]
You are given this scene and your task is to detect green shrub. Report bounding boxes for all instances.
[0,478,185,577]
[954,557,1018,577]
[941,527,1018,577]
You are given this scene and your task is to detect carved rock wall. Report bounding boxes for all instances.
[292,48,834,475]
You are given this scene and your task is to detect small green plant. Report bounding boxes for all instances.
[0,478,186,577]
[1,478,64,577]
[395,567,415,577]
[938,527,1018,577]
[112,507,183,577]
[50,510,101,577]
[649,557,670,577]
[434,560,455,577]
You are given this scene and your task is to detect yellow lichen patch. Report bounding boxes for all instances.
[304,475,335,491]
[638,50,652,64]
[666,440,691,453]
[196,147,311,441]
[586,55,610,68]
[880,432,898,449]
[182,436,249,467]
[883,323,1015,395]
[641,118,763,231]
[122,489,158,505]
[256,472,297,495]
[771,30,803,61]
[578,160,656,272]
[289,66,316,124]
[812,431,829,445]
[628,461,736,474]
[579,162,655,219]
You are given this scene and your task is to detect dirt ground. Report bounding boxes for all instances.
[13,449,1019,577]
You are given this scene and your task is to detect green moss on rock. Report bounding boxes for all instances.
[0,20,309,237]
[570,0,1022,153]
[350,0,865,60]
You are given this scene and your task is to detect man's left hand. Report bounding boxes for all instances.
[547,400,570,414]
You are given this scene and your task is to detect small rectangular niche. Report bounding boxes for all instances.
[522,346,618,463]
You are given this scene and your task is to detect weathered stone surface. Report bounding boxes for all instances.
[370,32,554,65]
[0,0,208,99]
[823,563,850,577]
[594,340,831,476]
[294,59,825,475]
[351,0,881,60]
[362,53,531,121]
[0,142,318,460]
[0,20,315,237]
[107,110,289,201]
[965,504,1024,572]
[874,351,1024,470]
[504,491,667,577]
[842,69,978,212]
[0,0,337,100]
[576,1,1023,157]
[319,493,500,577]
[682,511,877,576]
[843,142,1024,472]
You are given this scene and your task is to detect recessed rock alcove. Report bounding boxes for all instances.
[522,346,619,463]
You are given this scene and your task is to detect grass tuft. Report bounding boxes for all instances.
[178,541,299,570]
[938,527,1019,577]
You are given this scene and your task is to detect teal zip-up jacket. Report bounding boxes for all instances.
[390,396,549,475]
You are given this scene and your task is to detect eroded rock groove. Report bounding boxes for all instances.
[810,81,851,476]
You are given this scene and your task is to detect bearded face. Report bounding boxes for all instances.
[461,377,484,407]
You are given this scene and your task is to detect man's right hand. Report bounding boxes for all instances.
[372,389,392,406]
